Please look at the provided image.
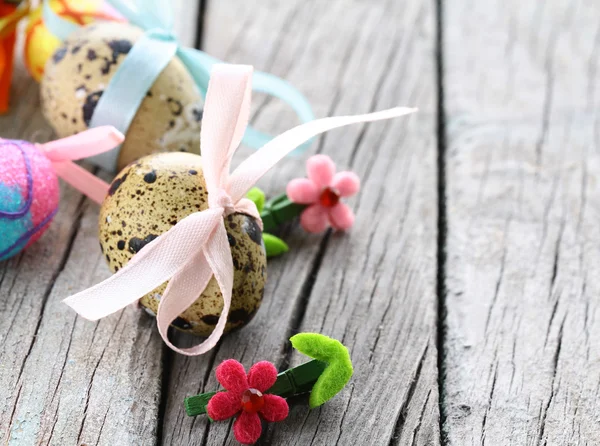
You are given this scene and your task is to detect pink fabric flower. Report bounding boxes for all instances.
[286,154,360,233]
[207,359,289,445]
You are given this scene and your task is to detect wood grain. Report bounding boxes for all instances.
[0,67,165,445]
[172,0,200,48]
[2,191,164,445]
[1,0,596,444]
[0,1,195,443]
[162,0,440,445]
[441,0,600,444]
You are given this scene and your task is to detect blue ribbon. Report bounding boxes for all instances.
[42,0,315,172]
[41,0,79,40]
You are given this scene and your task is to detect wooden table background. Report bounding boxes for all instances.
[1,0,599,445]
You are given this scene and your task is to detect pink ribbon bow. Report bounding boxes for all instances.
[38,127,125,204]
[63,64,416,356]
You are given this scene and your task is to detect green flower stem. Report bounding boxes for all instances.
[184,359,327,417]
[260,193,307,233]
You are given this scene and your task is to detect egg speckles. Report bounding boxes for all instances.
[99,153,267,336]
[41,22,204,172]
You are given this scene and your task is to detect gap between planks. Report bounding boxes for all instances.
[434,0,449,443]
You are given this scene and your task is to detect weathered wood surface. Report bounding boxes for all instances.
[6,0,600,444]
[441,0,600,444]
[162,1,439,446]
[2,0,440,444]
[0,4,196,444]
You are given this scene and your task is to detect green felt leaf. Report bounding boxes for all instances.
[246,187,266,213]
[263,233,289,257]
[290,333,353,408]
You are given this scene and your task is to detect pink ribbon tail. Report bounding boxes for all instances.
[62,64,417,356]
[156,224,233,356]
[63,209,223,320]
[51,161,109,205]
[39,126,125,204]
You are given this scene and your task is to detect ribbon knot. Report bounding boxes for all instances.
[211,190,235,215]
[63,64,416,356]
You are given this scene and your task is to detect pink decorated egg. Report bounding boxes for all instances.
[0,140,60,261]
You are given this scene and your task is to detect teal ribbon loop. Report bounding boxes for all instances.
[42,0,315,172]
[42,0,79,40]
[87,29,179,170]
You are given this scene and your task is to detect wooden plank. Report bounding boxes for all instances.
[1,186,164,445]
[162,0,439,444]
[172,0,201,47]
[442,0,600,444]
[0,2,197,443]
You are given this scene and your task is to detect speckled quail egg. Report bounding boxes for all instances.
[99,152,267,336]
[41,21,204,172]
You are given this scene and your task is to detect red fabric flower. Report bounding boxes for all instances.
[207,359,289,445]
